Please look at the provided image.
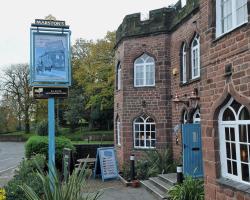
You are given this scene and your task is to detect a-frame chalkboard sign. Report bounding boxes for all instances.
[93,147,119,181]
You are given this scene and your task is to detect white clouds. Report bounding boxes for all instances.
[0,0,177,68]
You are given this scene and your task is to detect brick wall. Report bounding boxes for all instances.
[170,11,200,161]
[115,0,250,198]
[114,34,172,167]
[199,0,250,199]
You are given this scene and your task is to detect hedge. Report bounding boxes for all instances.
[25,136,75,169]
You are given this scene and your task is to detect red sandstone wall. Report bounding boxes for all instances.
[114,34,172,168]
[199,0,250,199]
[170,11,200,161]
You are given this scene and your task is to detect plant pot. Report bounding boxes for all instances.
[131,180,140,188]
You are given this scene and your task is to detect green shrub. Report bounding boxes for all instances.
[4,154,46,200]
[25,136,75,169]
[135,147,176,180]
[168,176,204,200]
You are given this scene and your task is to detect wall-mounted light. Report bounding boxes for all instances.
[172,88,200,111]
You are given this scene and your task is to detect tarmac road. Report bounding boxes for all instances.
[0,142,25,186]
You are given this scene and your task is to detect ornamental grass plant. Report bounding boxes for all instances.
[20,161,101,200]
[168,176,204,200]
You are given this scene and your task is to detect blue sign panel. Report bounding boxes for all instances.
[30,28,71,86]
[94,147,119,181]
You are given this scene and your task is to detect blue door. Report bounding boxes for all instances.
[182,123,203,177]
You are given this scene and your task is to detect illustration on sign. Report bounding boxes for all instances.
[33,33,68,82]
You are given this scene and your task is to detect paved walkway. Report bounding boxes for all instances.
[0,142,25,187]
[83,179,157,200]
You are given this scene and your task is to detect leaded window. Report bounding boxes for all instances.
[216,0,248,37]
[182,44,187,83]
[134,54,155,87]
[191,35,200,79]
[219,98,250,183]
[133,114,156,149]
[116,62,121,90]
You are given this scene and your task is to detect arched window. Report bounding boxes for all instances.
[191,35,200,79]
[134,54,155,87]
[193,109,201,123]
[116,62,121,90]
[133,114,156,149]
[183,110,188,124]
[116,117,121,146]
[182,43,187,83]
[219,98,250,184]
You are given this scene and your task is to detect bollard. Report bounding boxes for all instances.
[130,154,135,181]
[177,165,183,184]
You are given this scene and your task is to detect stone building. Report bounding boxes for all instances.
[114,0,250,199]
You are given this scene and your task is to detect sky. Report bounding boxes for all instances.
[0,0,177,71]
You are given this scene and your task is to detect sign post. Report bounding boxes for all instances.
[48,97,55,180]
[30,19,71,188]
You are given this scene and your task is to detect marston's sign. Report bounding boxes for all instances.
[33,19,67,27]
[33,87,69,99]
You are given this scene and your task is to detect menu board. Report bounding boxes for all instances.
[94,147,119,181]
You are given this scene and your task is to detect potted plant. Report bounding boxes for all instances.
[131,179,140,188]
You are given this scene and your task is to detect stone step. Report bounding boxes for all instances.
[158,173,177,186]
[149,177,173,192]
[141,180,168,200]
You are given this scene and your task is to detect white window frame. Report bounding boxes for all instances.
[193,109,201,123]
[133,115,156,149]
[219,98,250,184]
[134,54,155,87]
[216,0,248,37]
[117,63,121,90]
[191,35,200,79]
[183,110,188,124]
[182,44,187,83]
[116,119,121,146]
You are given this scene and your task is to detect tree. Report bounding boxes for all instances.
[0,64,33,133]
[73,31,115,130]
[63,86,85,132]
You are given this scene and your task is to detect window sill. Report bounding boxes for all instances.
[133,86,156,89]
[133,147,156,151]
[213,22,248,44]
[217,177,250,194]
[134,85,155,88]
[179,77,200,87]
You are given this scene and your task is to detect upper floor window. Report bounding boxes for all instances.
[182,43,187,83]
[134,54,155,87]
[133,114,156,149]
[216,0,248,37]
[116,62,121,90]
[191,35,200,79]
